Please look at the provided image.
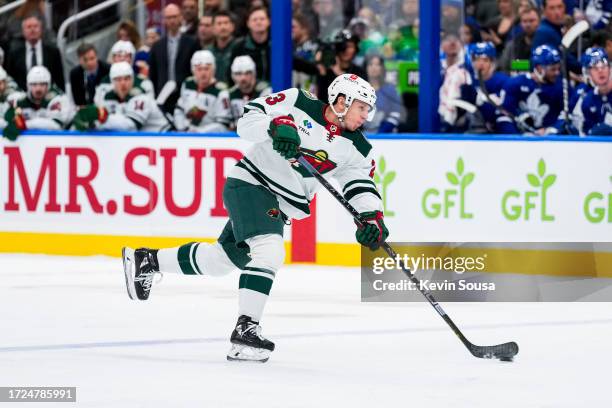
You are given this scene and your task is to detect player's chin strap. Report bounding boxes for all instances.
[532,67,545,82]
[329,103,349,128]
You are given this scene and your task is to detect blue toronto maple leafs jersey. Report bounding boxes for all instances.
[498,73,567,133]
[575,88,612,135]
[585,0,612,30]
[460,72,509,131]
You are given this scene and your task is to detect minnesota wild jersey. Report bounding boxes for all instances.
[12,85,74,129]
[93,74,154,106]
[174,77,232,132]
[99,86,169,132]
[232,87,382,220]
[228,81,272,127]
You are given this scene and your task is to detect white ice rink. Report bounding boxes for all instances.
[1,253,611,407]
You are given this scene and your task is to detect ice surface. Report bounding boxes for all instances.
[0,254,611,407]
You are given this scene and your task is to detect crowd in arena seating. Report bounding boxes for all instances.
[0,0,611,138]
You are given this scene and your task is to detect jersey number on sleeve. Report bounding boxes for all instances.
[265,93,286,105]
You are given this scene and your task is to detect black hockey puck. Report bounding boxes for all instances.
[498,357,514,362]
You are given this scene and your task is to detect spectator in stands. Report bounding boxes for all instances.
[363,55,405,133]
[117,21,142,50]
[198,14,215,49]
[498,45,565,134]
[2,66,74,141]
[388,0,420,61]
[7,15,64,91]
[70,43,110,107]
[460,22,483,46]
[499,4,541,71]
[295,29,367,102]
[209,11,238,85]
[205,0,224,14]
[532,0,580,72]
[292,13,318,90]
[2,0,53,52]
[134,27,160,78]
[73,62,170,132]
[482,0,521,51]
[471,0,500,26]
[181,0,199,36]
[149,4,200,112]
[174,50,232,132]
[591,30,612,61]
[95,41,154,106]
[230,6,271,83]
[227,55,271,129]
[311,0,344,39]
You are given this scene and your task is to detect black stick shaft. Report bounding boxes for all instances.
[296,154,475,351]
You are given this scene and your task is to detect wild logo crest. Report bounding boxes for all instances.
[267,208,280,219]
[293,148,337,177]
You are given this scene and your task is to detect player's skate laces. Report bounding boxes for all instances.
[227,315,275,363]
[122,247,161,301]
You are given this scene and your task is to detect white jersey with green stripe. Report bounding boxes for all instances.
[98,86,169,132]
[232,87,382,220]
[174,77,232,132]
[12,86,74,130]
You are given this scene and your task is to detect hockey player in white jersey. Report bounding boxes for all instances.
[174,50,232,132]
[0,66,24,130]
[2,66,74,141]
[73,62,169,132]
[122,73,388,362]
[93,40,154,106]
[228,55,272,129]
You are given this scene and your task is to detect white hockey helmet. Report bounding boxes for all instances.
[328,73,377,121]
[0,66,7,82]
[27,66,51,85]
[110,61,134,79]
[231,55,256,74]
[111,40,136,56]
[191,50,215,70]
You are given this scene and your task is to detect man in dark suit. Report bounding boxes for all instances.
[69,43,110,106]
[7,15,65,91]
[149,4,200,112]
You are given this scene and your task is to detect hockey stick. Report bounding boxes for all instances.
[447,99,477,114]
[156,80,177,130]
[296,153,519,361]
[560,20,590,133]
[476,71,538,134]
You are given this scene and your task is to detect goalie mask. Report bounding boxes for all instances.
[327,73,377,123]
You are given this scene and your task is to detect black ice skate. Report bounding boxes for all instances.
[122,247,160,300]
[227,315,275,363]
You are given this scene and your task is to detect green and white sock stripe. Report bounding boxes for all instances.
[342,179,381,201]
[239,267,275,295]
[177,242,203,275]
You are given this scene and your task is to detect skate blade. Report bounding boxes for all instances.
[122,247,137,300]
[226,343,271,363]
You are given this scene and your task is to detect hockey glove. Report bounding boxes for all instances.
[74,105,108,130]
[268,115,300,159]
[355,211,389,250]
[515,112,536,133]
[3,107,26,141]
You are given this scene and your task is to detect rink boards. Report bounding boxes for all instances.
[0,131,610,271]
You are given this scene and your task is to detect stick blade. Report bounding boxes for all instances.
[469,341,519,361]
[561,20,589,49]
[156,80,177,105]
[447,99,477,114]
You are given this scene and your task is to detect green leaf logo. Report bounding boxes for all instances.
[373,155,395,217]
[542,174,556,189]
[538,158,546,178]
[446,172,459,185]
[527,174,540,187]
[461,173,475,188]
[457,158,464,176]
